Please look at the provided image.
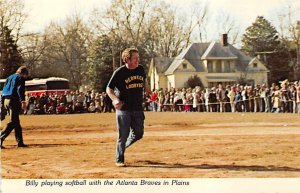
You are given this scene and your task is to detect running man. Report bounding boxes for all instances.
[106,48,150,167]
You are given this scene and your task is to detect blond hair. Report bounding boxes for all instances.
[121,48,138,63]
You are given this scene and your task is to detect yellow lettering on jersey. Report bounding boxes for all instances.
[125,76,144,84]
[126,83,144,89]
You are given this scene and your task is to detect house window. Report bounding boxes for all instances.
[216,60,222,73]
[182,63,187,69]
[207,61,213,73]
[231,61,236,72]
[253,63,258,68]
[224,61,230,72]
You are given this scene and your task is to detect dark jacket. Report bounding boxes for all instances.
[2,73,26,101]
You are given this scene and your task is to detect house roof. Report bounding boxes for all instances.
[201,42,256,71]
[159,41,267,75]
[202,41,238,59]
[153,57,174,74]
[225,44,253,71]
[165,43,210,74]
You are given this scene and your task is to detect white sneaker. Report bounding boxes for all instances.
[115,162,126,167]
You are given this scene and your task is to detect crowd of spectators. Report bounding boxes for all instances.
[24,79,300,115]
[24,90,114,115]
[146,79,300,114]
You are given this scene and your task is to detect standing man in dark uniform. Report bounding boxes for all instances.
[106,48,150,167]
[1,66,29,148]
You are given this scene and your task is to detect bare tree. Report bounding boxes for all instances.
[40,15,91,89]
[90,0,153,69]
[90,0,209,59]
[215,10,241,45]
[91,0,150,44]
[0,0,27,43]
[18,32,47,76]
[188,0,209,43]
[148,3,188,57]
[148,2,207,57]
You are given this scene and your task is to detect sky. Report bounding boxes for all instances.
[22,0,300,43]
[22,0,106,32]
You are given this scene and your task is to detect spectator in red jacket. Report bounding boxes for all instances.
[56,103,66,114]
[151,89,158,112]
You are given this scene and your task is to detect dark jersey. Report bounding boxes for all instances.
[107,65,146,111]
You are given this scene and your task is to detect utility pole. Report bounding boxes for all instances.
[255,50,277,69]
[112,48,115,71]
[255,50,277,84]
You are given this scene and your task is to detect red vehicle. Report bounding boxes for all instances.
[25,77,70,96]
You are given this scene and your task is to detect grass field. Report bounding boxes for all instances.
[1,112,300,178]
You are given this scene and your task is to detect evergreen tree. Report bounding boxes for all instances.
[0,26,24,78]
[87,35,115,91]
[184,75,203,88]
[242,16,280,56]
[87,33,152,91]
[242,16,290,83]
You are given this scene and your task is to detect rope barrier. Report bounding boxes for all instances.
[155,96,298,106]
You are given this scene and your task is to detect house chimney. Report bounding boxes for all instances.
[221,34,228,46]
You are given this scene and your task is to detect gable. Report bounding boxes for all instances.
[174,59,196,72]
[247,58,269,72]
